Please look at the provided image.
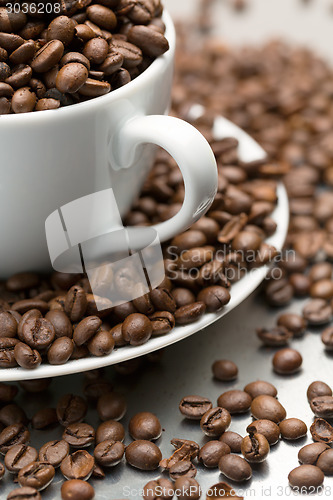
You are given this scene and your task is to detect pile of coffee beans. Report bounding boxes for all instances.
[0,0,169,113]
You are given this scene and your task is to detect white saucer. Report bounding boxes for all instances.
[0,117,289,381]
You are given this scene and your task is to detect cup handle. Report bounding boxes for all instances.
[111,115,218,242]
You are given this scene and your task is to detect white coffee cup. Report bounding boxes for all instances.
[0,11,217,278]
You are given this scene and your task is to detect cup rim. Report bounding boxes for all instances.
[0,10,175,123]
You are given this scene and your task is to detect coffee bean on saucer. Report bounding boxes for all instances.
[241,433,269,463]
[310,418,333,443]
[244,380,277,399]
[45,311,72,338]
[174,477,201,500]
[7,487,41,500]
[39,440,70,468]
[288,465,324,490]
[251,395,287,423]
[217,390,252,414]
[272,348,303,374]
[197,286,230,312]
[61,479,95,500]
[200,407,231,437]
[62,423,95,448]
[14,342,42,369]
[143,478,174,500]
[47,337,74,364]
[219,454,252,482]
[279,418,307,440]
[179,396,212,420]
[18,462,55,491]
[307,381,332,402]
[310,396,333,418]
[174,302,206,325]
[212,360,238,381]
[125,440,162,470]
[60,450,94,480]
[94,440,125,467]
[198,441,230,468]
[150,311,175,336]
[247,419,280,445]
[298,443,330,465]
[129,412,162,441]
[219,431,243,453]
[122,313,152,346]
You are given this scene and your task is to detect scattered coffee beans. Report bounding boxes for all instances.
[179,395,212,420]
[61,480,95,500]
[272,348,303,375]
[279,418,307,440]
[200,407,231,437]
[198,441,230,468]
[218,454,252,482]
[250,395,287,423]
[219,431,243,453]
[125,440,162,471]
[217,390,252,414]
[247,419,280,446]
[128,412,161,441]
[241,433,270,463]
[288,464,324,490]
[212,359,238,381]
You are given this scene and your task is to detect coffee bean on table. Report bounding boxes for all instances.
[97,392,127,421]
[169,460,197,480]
[244,380,277,399]
[310,396,333,418]
[62,423,95,448]
[217,390,252,414]
[246,419,280,445]
[5,444,38,473]
[129,412,162,441]
[241,433,269,463]
[61,479,95,500]
[279,418,307,440]
[179,396,212,420]
[307,381,332,401]
[200,407,231,437]
[18,462,55,491]
[219,431,243,453]
[0,423,30,454]
[302,299,332,325]
[310,418,333,443]
[7,487,41,500]
[288,464,324,490]
[94,440,125,467]
[212,360,238,381]
[125,440,162,470]
[198,441,230,468]
[174,477,201,500]
[143,478,174,500]
[95,420,125,444]
[272,348,303,374]
[277,313,307,337]
[56,394,87,426]
[316,448,333,475]
[32,408,58,430]
[60,450,94,480]
[39,440,70,468]
[219,454,252,482]
[256,326,292,346]
[298,443,330,465]
[251,395,287,423]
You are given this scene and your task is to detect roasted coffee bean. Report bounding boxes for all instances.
[219,454,252,482]
[47,337,74,364]
[31,40,64,72]
[307,381,332,402]
[179,395,212,420]
[290,273,311,296]
[62,423,95,448]
[219,431,243,453]
[18,462,55,490]
[244,380,277,399]
[0,311,18,338]
[19,379,51,393]
[47,16,76,46]
[94,439,125,466]
[174,302,206,325]
[198,441,230,468]
[129,412,161,441]
[61,479,95,500]
[256,326,292,347]
[83,37,109,65]
[73,316,102,346]
[212,359,238,381]
[56,62,89,93]
[159,439,198,470]
[87,329,114,357]
[122,313,152,346]
[7,487,41,500]
[206,482,243,500]
[302,299,332,325]
[96,420,125,444]
[310,418,333,444]
[200,407,231,437]
[247,419,280,445]
[143,478,174,500]
[265,278,293,306]
[241,433,269,463]
[321,326,333,350]
[316,448,333,475]
[310,396,333,418]
[174,477,201,500]
[84,379,113,401]
[78,77,110,96]
[64,286,87,322]
[14,342,41,369]
[0,382,18,402]
[298,442,330,465]
[31,408,58,429]
[0,424,30,454]
[97,392,127,421]
[0,404,27,426]
[150,288,176,313]
[125,440,161,470]
[288,465,324,490]
[35,97,60,111]
[128,25,169,57]
[171,230,207,253]
[279,418,307,440]
[39,440,69,468]
[9,40,36,65]
[150,311,175,336]
[169,460,197,480]
[11,87,36,113]
[197,286,230,312]
[277,313,306,337]
[86,4,117,30]
[251,395,286,423]
[60,450,94,480]
[217,390,252,414]
[21,316,55,350]
[272,348,303,374]
[56,394,87,426]
[12,299,48,315]
[5,444,38,473]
